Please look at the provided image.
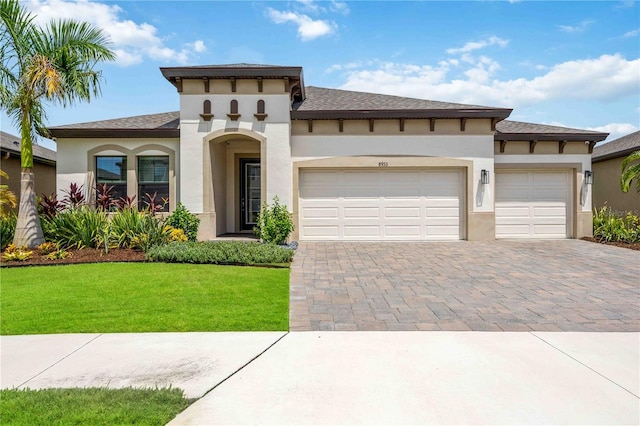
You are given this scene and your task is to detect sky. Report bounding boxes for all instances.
[1,0,639,151]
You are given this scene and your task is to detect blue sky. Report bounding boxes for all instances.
[2,0,639,151]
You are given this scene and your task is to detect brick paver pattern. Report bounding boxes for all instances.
[289,240,640,332]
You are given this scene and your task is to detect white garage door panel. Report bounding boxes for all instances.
[303,207,339,218]
[304,226,339,237]
[496,171,571,239]
[300,169,463,241]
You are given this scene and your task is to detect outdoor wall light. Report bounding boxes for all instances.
[584,170,594,185]
[481,169,490,185]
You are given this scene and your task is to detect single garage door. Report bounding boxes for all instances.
[299,169,464,241]
[495,170,571,239]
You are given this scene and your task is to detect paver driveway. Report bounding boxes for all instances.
[289,240,640,331]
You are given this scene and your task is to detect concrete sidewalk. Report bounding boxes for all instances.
[2,332,639,425]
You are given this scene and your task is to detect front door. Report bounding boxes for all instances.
[240,159,261,231]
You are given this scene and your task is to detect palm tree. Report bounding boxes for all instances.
[0,0,115,247]
[621,150,640,194]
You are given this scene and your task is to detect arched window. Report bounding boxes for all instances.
[254,99,267,121]
[200,100,213,121]
[228,100,240,120]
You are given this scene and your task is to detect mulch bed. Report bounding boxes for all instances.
[2,238,637,268]
[1,248,147,267]
[581,237,640,251]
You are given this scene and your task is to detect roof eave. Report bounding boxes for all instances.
[1,148,56,165]
[291,108,512,120]
[593,147,640,162]
[48,128,180,139]
[495,132,608,142]
[160,66,304,88]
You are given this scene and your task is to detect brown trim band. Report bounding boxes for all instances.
[291,108,512,120]
[496,132,607,142]
[49,129,180,138]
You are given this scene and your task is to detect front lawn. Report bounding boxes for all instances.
[0,263,289,335]
[0,387,192,425]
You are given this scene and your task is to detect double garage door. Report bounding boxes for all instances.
[299,169,464,241]
[495,170,572,239]
[299,168,572,241]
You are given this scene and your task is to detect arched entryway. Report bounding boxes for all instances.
[202,129,266,239]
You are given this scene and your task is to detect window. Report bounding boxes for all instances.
[96,156,127,201]
[138,156,169,211]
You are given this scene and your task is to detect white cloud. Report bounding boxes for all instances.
[589,123,639,142]
[329,1,350,15]
[557,20,595,33]
[336,54,640,108]
[24,0,207,66]
[446,36,508,55]
[616,1,636,9]
[622,29,640,38]
[266,8,335,41]
[188,40,207,53]
[296,0,322,13]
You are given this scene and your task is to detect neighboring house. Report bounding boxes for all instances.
[0,131,57,210]
[48,64,607,241]
[592,130,640,213]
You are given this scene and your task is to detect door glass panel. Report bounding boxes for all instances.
[245,163,261,225]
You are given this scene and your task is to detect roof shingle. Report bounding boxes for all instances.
[592,130,640,162]
[495,120,608,142]
[0,131,56,163]
[294,86,498,111]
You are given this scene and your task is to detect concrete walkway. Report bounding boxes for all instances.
[290,240,640,331]
[2,332,639,425]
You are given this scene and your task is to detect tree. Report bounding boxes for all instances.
[621,150,640,194]
[0,0,115,247]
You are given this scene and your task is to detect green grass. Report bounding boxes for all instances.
[0,387,193,425]
[0,263,289,335]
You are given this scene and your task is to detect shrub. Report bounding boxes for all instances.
[254,196,294,245]
[46,249,71,260]
[0,213,17,250]
[95,183,116,211]
[146,241,294,265]
[165,203,200,241]
[42,207,108,249]
[3,247,33,261]
[167,226,188,242]
[61,183,86,208]
[37,242,58,255]
[38,193,63,218]
[593,206,640,243]
[110,208,169,251]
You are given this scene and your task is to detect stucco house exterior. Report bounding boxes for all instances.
[48,64,608,241]
[592,130,640,213]
[1,131,57,211]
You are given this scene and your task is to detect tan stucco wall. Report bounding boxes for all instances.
[182,78,286,95]
[292,118,494,136]
[56,138,179,211]
[593,157,640,213]
[0,155,56,212]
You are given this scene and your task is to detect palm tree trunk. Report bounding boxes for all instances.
[13,172,45,249]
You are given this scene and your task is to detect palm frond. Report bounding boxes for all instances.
[37,18,116,106]
[620,150,640,193]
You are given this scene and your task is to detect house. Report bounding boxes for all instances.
[48,63,608,241]
[0,131,57,210]
[592,130,640,213]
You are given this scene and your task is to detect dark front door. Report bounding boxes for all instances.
[240,158,261,231]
